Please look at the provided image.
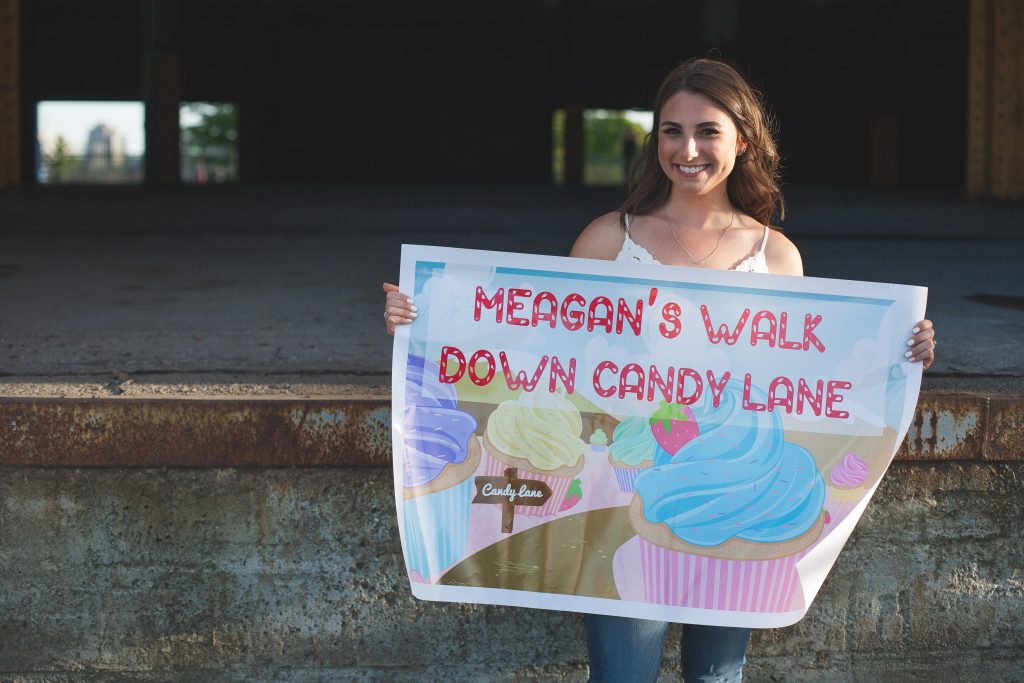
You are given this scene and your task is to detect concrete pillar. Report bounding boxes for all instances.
[869,112,900,188]
[238,98,261,183]
[564,105,583,186]
[141,0,181,186]
[0,0,19,189]
[967,0,1024,200]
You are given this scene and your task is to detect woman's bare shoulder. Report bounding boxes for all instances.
[765,228,803,276]
[569,211,626,260]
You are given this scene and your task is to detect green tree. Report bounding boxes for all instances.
[584,112,647,185]
[181,103,239,183]
[552,109,566,185]
[48,136,78,183]
[181,103,238,151]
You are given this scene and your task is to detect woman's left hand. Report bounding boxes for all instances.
[906,319,936,371]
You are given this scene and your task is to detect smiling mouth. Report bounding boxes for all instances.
[674,163,710,176]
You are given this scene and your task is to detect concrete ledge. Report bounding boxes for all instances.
[0,464,1021,680]
[0,399,392,467]
[0,391,1021,466]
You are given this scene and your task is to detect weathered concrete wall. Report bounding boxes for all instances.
[1,463,1021,682]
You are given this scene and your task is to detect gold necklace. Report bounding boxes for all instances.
[664,212,735,266]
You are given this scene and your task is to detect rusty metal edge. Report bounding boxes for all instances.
[0,392,1020,467]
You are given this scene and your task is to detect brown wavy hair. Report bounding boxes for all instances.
[619,58,784,228]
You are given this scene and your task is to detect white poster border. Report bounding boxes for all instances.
[391,244,927,628]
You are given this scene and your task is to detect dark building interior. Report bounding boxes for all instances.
[11,0,975,188]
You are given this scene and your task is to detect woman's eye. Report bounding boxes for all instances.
[700,128,720,137]
[661,127,681,136]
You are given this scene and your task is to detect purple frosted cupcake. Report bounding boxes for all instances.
[827,452,868,503]
[401,354,480,581]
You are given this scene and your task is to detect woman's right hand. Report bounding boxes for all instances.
[383,282,417,335]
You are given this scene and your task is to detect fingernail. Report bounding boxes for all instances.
[410,305,418,312]
[913,327,920,334]
[904,351,913,358]
[906,339,914,347]
[406,297,414,305]
[410,312,417,319]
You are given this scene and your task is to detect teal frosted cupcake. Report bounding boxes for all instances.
[608,416,658,492]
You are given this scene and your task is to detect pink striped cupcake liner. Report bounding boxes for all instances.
[636,536,808,613]
[612,465,649,493]
[824,487,863,529]
[482,450,573,517]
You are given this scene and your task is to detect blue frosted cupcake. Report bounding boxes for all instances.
[401,354,480,582]
[624,380,827,612]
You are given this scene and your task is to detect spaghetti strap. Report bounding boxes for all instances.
[623,212,632,234]
[757,225,770,255]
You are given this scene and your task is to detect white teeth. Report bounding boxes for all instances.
[678,164,707,174]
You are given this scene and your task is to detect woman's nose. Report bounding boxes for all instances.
[684,137,698,159]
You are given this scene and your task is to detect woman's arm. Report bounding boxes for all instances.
[763,229,803,276]
[569,212,627,260]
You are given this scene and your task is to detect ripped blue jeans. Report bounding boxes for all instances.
[585,614,751,682]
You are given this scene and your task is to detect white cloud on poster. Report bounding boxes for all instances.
[417,265,497,345]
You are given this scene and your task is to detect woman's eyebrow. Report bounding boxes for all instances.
[660,120,723,128]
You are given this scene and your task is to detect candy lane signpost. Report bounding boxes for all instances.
[472,468,552,533]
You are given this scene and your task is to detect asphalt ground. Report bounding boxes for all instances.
[0,185,1021,398]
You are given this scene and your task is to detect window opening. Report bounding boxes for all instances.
[36,101,145,184]
[180,102,239,184]
[583,109,652,186]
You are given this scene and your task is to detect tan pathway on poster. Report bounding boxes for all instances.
[441,506,632,599]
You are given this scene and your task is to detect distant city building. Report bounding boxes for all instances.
[85,123,125,169]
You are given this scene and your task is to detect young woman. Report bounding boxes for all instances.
[385,58,936,682]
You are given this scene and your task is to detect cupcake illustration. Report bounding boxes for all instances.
[621,380,826,613]
[608,416,658,493]
[828,452,868,503]
[401,354,481,581]
[482,389,585,517]
[589,428,609,453]
[609,402,698,493]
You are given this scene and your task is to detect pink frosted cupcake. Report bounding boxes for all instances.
[828,452,868,503]
[481,390,585,517]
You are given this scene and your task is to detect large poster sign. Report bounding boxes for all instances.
[391,245,926,628]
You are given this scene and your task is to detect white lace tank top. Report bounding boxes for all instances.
[614,213,771,273]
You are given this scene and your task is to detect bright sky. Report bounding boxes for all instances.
[624,110,654,132]
[37,101,145,156]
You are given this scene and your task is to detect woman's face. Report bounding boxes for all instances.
[657,90,746,200]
